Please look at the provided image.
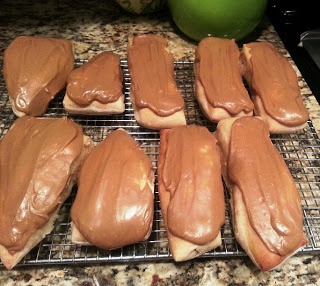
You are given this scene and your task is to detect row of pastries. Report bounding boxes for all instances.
[0,34,308,271]
[3,34,309,132]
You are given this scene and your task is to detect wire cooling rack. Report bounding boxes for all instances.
[0,60,320,268]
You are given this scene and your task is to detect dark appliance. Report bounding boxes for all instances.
[267,0,320,103]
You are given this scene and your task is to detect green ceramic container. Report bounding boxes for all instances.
[168,0,268,41]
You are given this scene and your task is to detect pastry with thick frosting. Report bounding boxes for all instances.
[194,37,254,122]
[3,36,74,117]
[0,116,94,270]
[241,42,309,133]
[127,34,186,130]
[70,129,154,249]
[157,125,225,261]
[215,116,307,271]
[63,51,125,115]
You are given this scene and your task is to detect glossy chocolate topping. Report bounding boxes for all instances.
[195,37,253,114]
[162,125,225,245]
[71,129,154,249]
[3,36,74,116]
[66,51,123,106]
[228,116,304,255]
[243,42,309,126]
[127,34,185,116]
[0,116,84,253]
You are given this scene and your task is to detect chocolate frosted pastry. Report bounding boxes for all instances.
[3,36,74,117]
[0,116,94,270]
[215,116,307,271]
[158,125,225,262]
[194,37,254,122]
[63,51,125,115]
[70,129,154,250]
[242,42,309,133]
[127,34,186,130]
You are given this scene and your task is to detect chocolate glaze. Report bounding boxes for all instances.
[71,129,154,250]
[66,51,123,106]
[0,116,84,254]
[127,34,185,116]
[162,125,225,245]
[195,37,253,115]
[228,116,305,255]
[243,42,309,126]
[3,36,74,116]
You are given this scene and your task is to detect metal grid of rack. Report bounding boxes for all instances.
[0,60,319,268]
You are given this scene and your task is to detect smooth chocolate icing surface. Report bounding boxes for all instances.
[162,125,225,245]
[71,129,154,249]
[0,116,83,253]
[243,42,309,126]
[195,37,253,115]
[127,34,185,116]
[3,36,74,116]
[228,116,305,255]
[66,51,123,106]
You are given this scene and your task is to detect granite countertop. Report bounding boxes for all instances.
[0,1,319,285]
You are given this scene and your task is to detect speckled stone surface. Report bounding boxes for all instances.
[0,1,320,285]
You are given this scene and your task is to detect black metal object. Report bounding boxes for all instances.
[267,0,320,103]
